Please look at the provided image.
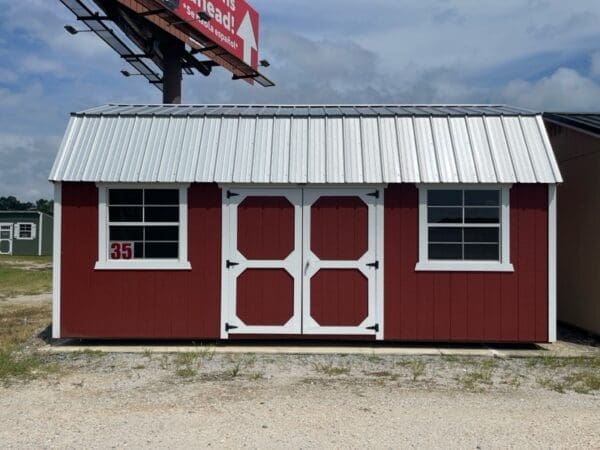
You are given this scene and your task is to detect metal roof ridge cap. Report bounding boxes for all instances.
[74,102,538,108]
[71,103,542,117]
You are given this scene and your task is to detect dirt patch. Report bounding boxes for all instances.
[1,351,600,448]
[0,256,52,271]
[0,294,599,447]
[0,293,51,306]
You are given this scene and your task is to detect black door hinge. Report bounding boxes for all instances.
[225,323,238,332]
[367,190,379,199]
[227,190,239,199]
[226,260,239,269]
[366,323,379,332]
[367,261,379,269]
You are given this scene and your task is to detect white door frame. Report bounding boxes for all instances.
[0,223,13,255]
[302,188,384,339]
[221,187,303,337]
[220,185,385,340]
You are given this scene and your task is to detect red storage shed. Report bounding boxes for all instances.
[49,104,561,343]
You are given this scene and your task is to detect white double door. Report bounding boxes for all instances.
[221,187,383,339]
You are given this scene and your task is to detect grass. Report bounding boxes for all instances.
[566,372,600,394]
[365,370,399,381]
[223,354,257,379]
[367,355,384,363]
[458,359,497,391]
[0,302,51,351]
[409,361,426,381]
[538,370,600,394]
[0,256,54,383]
[0,351,50,381]
[312,362,351,376]
[0,266,52,299]
[225,361,242,378]
[175,367,197,378]
[172,349,217,379]
[160,354,170,370]
[72,349,105,358]
[525,356,600,370]
[538,377,567,393]
[501,373,523,388]
[0,301,54,383]
[174,352,201,366]
[172,352,201,379]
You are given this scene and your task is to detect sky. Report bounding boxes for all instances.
[0,0,599,200]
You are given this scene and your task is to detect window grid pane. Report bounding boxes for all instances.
[426,189,501,262]
[108,188,180,260]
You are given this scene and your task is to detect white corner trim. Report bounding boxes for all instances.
[52,183,61,339]
[220,187,231,339]
[548,184,557,343]
[375,187,385,341]
[38,212,43,256]
[416,184,512,272]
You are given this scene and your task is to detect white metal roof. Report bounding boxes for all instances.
[49,104,562,184]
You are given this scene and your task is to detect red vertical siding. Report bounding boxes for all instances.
[236,269,294,326]
[237,196,295,260]
[384,184,549,343]
[310,269,369,327]
[311,196,368,260]
[60,183,221,339]
[235,195,297,326]
[60,182,549,342]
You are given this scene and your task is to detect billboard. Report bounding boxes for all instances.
[159,0,260,70]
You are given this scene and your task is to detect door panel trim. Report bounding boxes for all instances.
[0,223,13,255]
[221,188,303,337]
[302,188,384,338]
[220,186,385,340]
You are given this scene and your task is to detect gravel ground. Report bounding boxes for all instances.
[1,351,599,449]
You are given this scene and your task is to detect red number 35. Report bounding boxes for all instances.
[110,242,133,260]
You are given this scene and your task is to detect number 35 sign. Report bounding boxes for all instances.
[110,242,133,260]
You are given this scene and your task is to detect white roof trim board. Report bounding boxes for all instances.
[50,104,562,184]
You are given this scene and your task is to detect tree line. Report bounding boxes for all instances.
[0,196,53,215]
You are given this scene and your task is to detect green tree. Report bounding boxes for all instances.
[0,196,52,215]
[35,199,53,215]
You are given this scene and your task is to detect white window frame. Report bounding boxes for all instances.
[415,184,514,272]
[94,184,191,270]
[15,222,36,240]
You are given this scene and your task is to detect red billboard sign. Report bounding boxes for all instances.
[159,0,259,69]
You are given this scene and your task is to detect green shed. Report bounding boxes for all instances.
[0,211,53,256]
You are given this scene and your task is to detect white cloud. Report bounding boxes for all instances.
[0,133,59,200]
[502,67,600,111]
[19,55,65,76]
[0,0,110,59]
[2,0,600,200]
[0,67,18,83]
[591,53,600,78]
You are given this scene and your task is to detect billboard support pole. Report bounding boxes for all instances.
[161,36,184,104]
